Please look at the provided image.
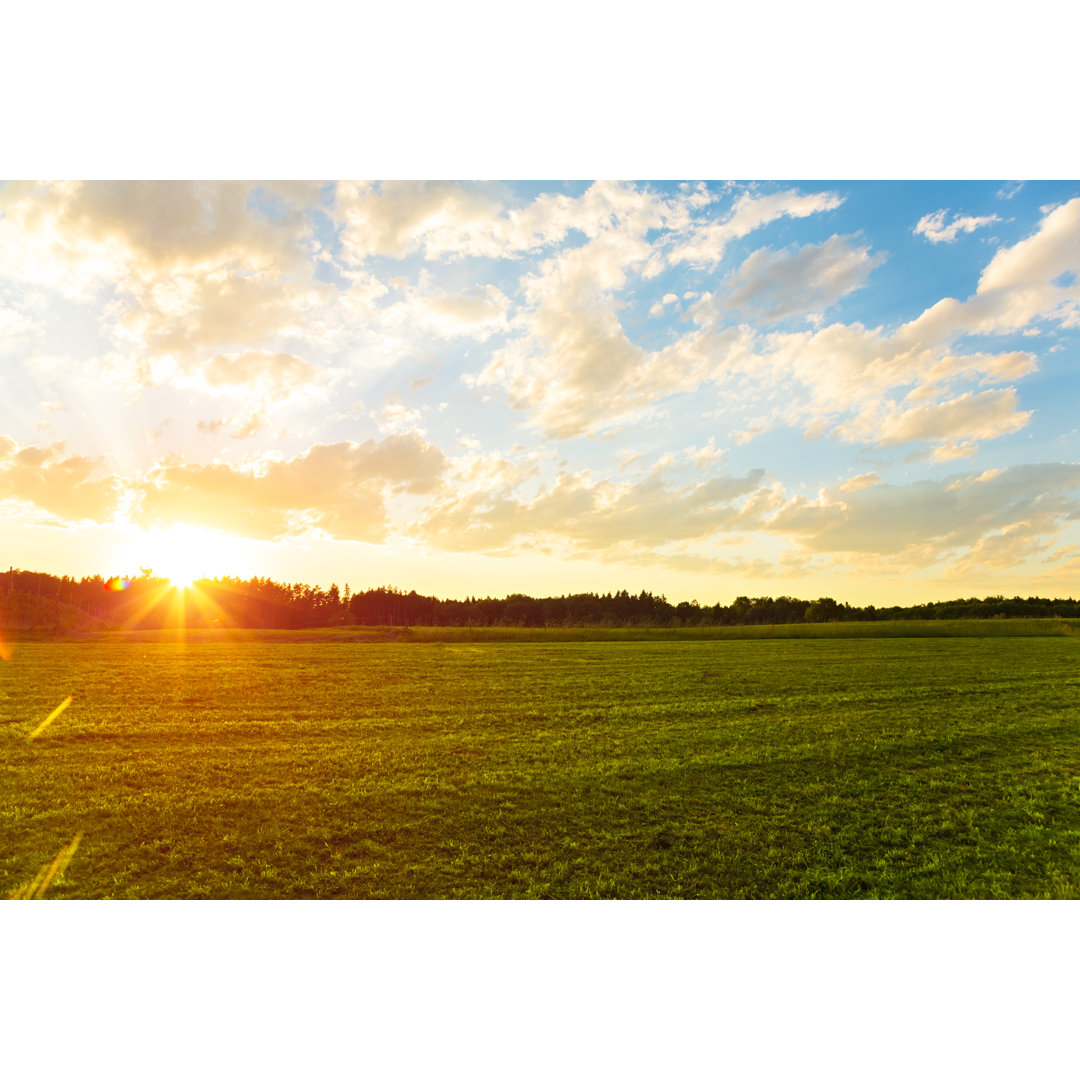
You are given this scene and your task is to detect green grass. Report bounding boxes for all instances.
[4,633,1080,898]
[16,615,1080,643]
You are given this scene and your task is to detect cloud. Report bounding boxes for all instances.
[846,388,1032,448]
[189,350,324,403]
[466,185,793,439]
[409,456,1080,578]
[944,518,1057,576]
[698,199,1076,454]
[900,198,1080,338]
[473,202,1044,450]
[417,467,766,557]
[134,433,447,541]
[334,180,673,263]
[87,348,330,437]
[929,440,979,462]
[380,277,511,340]
[761,462,1080,561]
[0,182,338,424]
[372,396,425,435]
[468,191,1055,450]
[977,197,1080,294]
[458,194,1072,450]
[914,209,1001,244]
[446,447,541,495]
[837,472,881,493]
[715,235,884,321]
[0,181,312,299]
[468,216,666,437]
[335,181,504,261]
[649,293,680,317]
[229,412,267,440]
[0,302,41,354]
[669,188,845,267]
[107,269,332,357]
[685,438,726,469]
[0,436,120,523]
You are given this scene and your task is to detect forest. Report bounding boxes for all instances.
[3,566,1080,631]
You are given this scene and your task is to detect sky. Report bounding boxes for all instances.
[2,178,1079,605]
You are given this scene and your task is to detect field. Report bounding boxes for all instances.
[4,624,1080,898]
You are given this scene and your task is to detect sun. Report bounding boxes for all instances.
[135,524,231,589]
[167,564,197,590]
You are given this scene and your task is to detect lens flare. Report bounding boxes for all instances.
[103,577,132,592]
[8,831,84,899]
[28,695,73,740]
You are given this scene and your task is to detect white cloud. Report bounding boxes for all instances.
[468,218,665,437]
[685,438,726,468]
[900,197,1080,338]
[978,197,1080,293]
[669,188,844,267]
[380,277,511,340]
[470,190,1056,453]
[466,190,1057,452]
[756,320,1036,450]
[914,209,1001,244]
[372,397,425,435]
[649,293,680,318]
[335,181,503,261]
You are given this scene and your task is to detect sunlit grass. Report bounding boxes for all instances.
[3,636,1079,898]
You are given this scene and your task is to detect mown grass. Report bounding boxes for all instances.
[12,615,1080,645]
[3,633,1080,898]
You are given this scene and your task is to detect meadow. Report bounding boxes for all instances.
[4,623,1080,898]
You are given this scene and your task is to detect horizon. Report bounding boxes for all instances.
[4,563,1078,612]
[2,180,1080,605]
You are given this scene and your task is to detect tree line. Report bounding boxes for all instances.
[2,566,1079,631]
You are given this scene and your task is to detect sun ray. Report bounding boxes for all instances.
[108,577,175,631]
[182,584,238,629]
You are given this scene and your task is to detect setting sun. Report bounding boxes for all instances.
[126,524,242,590]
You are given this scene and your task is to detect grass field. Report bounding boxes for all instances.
[4,626,1080,898]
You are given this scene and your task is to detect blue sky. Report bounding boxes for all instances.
[2,179,1079,603]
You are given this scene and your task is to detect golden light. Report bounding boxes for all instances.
[126,524,244,589]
